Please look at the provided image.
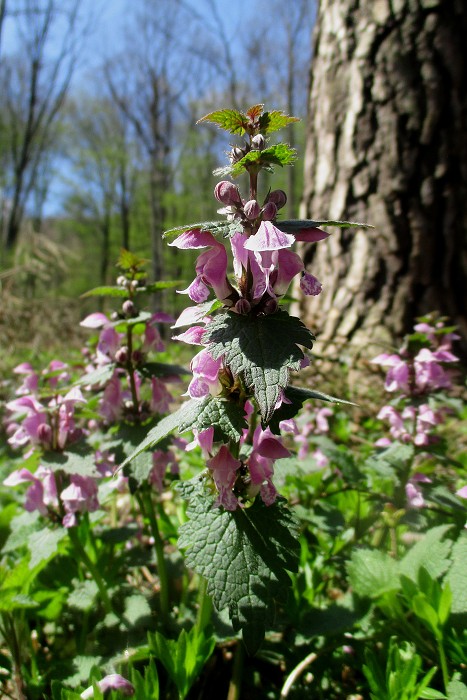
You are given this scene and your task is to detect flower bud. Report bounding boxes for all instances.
[116,275,126,287]
[263,298,278,315]
[122,300,136,317]
[243,200,261,220]
[214,181,242,206]
[110,311,120,321]
[132,350,143,365]
[267,189,287,210]
[262,201,278,221]
[251,134,265,150]
[115,347,129,365]
[130,280,139,291]
[37,423,53,448]
[234,298,251,315]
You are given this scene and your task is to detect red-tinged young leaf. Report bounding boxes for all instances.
[197,109,248,135]
[246,104,264,120]
[258,110,300,134]
[117,248,148,271]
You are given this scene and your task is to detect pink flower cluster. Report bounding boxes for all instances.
[169,205,327,315]
[186,404,290,510]
[280,406,333,467]
[80,311,175,423]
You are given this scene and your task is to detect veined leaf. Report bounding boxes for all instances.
[246,104,264,121]
[144,280,185,291]
[269,386,357,434]
[178,395,248,443]
[197,109,249,135]
[230,144,297,177]
[81,286,128,298]
[117,248,149,270]
[258,110,300,134]
[163,220,234,242]
[204,310,314,422]
[74,363,115,387]
[41,444,99,478]
[139,362,190,379]
[277,219,374,232]
[177,476,300,654]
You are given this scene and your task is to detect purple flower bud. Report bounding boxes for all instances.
[263,298,278,315]
[37,423,53,448]
[251,134,265,150]
[267,189,287,210]
[229,146,244,163]
[115,347,129,364]
[214,181,242,206]
[243,200,261,220]
[132,350,143,365]
[262,202,278,221]
[122,300,136,317]
[234,298,251,315]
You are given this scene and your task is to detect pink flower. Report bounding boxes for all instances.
[312,448,329,468]
[300,271,322,296]
[80,673,134,698]
[207,445,241,510]
[13,362,39,395]
[150,377,172,414]
[405,476,431,509]
[99,372,124,422]
[149,450,179,491]
[456,485,467,499]
[244,221,295,252]
[4,466,58,515]
[185,426,214,456]
[246,427,290,506]
[187,349,223,399]
[170,230,234,304]
[372,354,410,393]
[61,475,99,527]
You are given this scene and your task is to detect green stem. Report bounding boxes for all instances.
[195,576,212,634]
[137,490,170,624]
[227,641,244,700]
[437,637,450,693]
[126,325,140,413]
[68,527,112,615]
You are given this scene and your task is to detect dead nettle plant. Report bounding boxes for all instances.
[121,105,369,653]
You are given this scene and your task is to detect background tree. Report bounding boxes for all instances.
[298,0,467,358]
[0,0,85,249]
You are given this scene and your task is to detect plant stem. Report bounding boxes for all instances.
[68,527,113,615]
[437,637,450,693]
[195,576,212,634]
[137,490,170,624]
[227,641,244,700]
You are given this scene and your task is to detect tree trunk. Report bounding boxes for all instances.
[298,0,467,359]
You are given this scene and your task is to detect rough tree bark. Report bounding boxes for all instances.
[298,0,467,358]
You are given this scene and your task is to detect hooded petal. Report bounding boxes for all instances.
[244,221,295,252]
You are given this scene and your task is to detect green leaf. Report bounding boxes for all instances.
[276,219,374,232]
[446,533,467,614]
[197,109,249,135]
[28,528,67,569]
[258,110,300,134]
[144,280,185,291]
[81,286,129,298]
[400,525,453,582]
[347,549,400,598]
[123,593,151,626]
[163,220,235,242]
[204,310,314,422]
[119,400,200,469]
[117,249,148,271]
[68,580,98,611]
[230,144,297,177]
[177,476,300,654]
[74,363,115,387]
[130,658,159,699]
[178,395,248,443]
[148,627,215,699]
[269,386,356,433]
[41,444,99,478]
[446,679,467,700]
[139,362,189,379]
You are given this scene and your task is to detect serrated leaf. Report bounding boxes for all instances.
[446,679,467,699]
[230,144,297,177]
[124,593,151,626]
[178,395,248,443]
[130,658,159,700]
[269,386,356,433]
[144,280,185,291]
[41,444,99,477]
[400,525,453,581]
[74,363,115,387]
[139,362,189,379]
[117,248,148,270]
[177,477,300,654]
[28,528,67,569]
[68,580,98,611]
[197,109,248,135]
[347,549,400,598]
[119,400,200,469]
[81,286,129,298]
[112,311,152,330]
[246,104,264,120]
[163,220,233,242]
[204,310,314,422]
[277,219,374,232]
[258,110,300,134]
[446,533,467,614]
